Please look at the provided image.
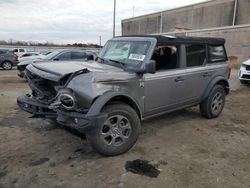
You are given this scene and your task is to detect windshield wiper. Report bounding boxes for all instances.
[97,56,105,63]
[108,59,125,69]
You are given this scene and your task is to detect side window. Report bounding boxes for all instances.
[19,49,25,52]
[56,52,71,60]
[71,52,86,59]
[209,45,227,63]
[151,45,179,71]
[14,49,18,52]
[186,44,206,67]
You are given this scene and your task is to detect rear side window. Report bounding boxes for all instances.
[19,49,25,52]
[209,45,227,63]
[186,44,206,67]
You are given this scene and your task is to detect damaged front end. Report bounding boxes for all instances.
[17,68,62,118]
[17,63,107,132]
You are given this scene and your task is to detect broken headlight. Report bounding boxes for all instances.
[59,93,76,110]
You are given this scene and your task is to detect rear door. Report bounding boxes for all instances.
[206,45,228,79]
[183,44,210,102]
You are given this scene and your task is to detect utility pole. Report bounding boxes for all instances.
[113,0,116,37]
[232,0,238,26]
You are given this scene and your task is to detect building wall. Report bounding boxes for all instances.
[121,0,250,62]
[237,0,250,25]
[122,0,250,35]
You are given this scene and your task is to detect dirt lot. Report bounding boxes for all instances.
[0,69,250,188]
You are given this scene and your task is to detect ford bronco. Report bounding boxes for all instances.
[17,35,230,156]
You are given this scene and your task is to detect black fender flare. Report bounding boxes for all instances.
[86,92,142,118]
[201,76,229,102]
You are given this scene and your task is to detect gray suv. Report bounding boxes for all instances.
[17,35,230,156]
[0,49,18,70]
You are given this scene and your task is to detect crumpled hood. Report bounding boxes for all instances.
[26,61,124,82]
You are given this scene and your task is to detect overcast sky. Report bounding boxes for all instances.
[0,0,208,45]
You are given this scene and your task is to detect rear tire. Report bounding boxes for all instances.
[87,103,141,156]
[2,61,12,70]
[200,85,225,119]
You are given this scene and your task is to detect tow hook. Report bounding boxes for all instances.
[49,101,61,110]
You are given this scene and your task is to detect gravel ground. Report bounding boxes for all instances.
[0,69,250,188]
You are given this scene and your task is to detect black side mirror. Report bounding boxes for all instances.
[146,60,156,74]
[53,58,59,61]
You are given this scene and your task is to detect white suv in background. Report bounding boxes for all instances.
[13,48,27,57]
[239,57,250,84]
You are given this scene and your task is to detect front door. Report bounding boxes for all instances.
[143,68,187,117]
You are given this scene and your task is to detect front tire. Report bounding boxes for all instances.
[2,61,12,70]
[200,85,226,119]
[87,103,141,156]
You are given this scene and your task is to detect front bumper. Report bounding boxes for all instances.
[17,95,57,118]
[17,95,107,133]
[239,69,250,81]
[57,110,107,133]
[17,65,26,78]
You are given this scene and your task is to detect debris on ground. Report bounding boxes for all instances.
[125,159,160,178]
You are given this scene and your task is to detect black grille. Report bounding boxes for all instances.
[25,69,40,80]
[242,74,250,79]
[17,65,26,71]
[246,65,250,71]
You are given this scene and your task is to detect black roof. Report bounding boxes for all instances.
[119,35,225,45]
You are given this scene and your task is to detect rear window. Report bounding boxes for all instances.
[209,45,227,63]
[186,44,206,67]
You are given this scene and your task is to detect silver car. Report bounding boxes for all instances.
[17,35,230,156]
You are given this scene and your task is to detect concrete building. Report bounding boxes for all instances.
[122,0,250,61]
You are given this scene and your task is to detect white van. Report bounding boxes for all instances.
[13,48,27,57]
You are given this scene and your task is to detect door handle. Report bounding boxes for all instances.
[203,72,212,77]
[175,76,185,82]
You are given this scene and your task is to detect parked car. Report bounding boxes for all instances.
[0,49,19,70]
[239,56,250,84]
[17,35,230,156]
[13,48,27,57]
[18,52,41,61]
[18,53,45,63]
[17,49,95,77]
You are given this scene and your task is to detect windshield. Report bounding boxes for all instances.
[99,40,150,67]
